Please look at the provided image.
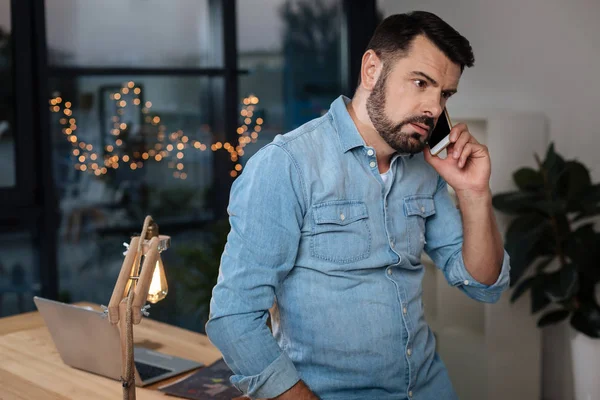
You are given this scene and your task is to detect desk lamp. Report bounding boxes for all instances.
[106,216,170,399]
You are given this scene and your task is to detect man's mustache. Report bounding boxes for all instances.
[391,115,435,135]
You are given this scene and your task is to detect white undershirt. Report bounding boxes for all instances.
[380,168,392,185]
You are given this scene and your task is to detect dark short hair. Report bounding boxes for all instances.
[359,11,474,84]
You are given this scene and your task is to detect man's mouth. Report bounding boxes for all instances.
[409,123,429,135]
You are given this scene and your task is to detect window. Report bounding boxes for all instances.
[237,0,344,160]
[45,1,228,326]
[0,0,378,327]
[0,230,39,317]
[49,75,221,213]
[46,0,216,68]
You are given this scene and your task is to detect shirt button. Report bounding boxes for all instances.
[369,161,376,168]
[367,149,374,156]
[403,307,408,314]
[409,390,413,398]
[387,268,392,275]
[407,348,412,357]
[340,213,345,221]
[420,206,425,213]
[464,280,470,285]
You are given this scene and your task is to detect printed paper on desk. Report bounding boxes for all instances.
[158,358,242,399]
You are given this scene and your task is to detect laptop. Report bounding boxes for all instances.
[33,296,204,386]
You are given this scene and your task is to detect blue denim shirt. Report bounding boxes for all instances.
[206,95,511,400]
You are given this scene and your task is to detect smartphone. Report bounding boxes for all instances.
[428,108,453,156]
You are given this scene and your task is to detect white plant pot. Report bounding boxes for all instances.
[570,328,600,400]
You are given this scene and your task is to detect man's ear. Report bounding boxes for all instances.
[360,50,383,91]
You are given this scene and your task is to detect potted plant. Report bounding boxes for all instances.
[492,143,600,399]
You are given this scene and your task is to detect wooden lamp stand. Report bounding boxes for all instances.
[106,216,170,399]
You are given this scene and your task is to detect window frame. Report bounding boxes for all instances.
[0,0,377,305]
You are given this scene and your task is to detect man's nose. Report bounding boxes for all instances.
[420,96,443,119]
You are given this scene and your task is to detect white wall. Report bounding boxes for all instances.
[426,112,547,400]
[379,1,600,399]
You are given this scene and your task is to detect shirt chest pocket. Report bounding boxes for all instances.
[403,195,436,256]
[311,200,371,264]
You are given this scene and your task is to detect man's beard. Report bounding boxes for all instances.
[366,73,435,154]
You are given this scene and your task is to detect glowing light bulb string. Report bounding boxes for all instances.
[50,84,263,179]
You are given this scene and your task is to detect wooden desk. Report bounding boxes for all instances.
[0,303,223,399]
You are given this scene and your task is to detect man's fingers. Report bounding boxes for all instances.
[451,130,471,160]
[449,123,468,142]
[459,143,475,168]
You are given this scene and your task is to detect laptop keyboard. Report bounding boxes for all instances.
[135,361,172,381]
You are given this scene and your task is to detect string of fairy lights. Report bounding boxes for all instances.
[49,81,264,180]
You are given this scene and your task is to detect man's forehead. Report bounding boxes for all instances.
[390,37,462,86]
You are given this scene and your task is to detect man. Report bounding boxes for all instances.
[206,11,510,400]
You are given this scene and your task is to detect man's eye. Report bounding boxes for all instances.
[414,79,427,88]
[442,92,453,99]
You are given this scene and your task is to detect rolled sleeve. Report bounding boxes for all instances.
[425,175,511,304]
[205,143,306,398]
[230,352,301,399]
[446,249,511,303]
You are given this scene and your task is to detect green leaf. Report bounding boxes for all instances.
[533,199,568,215]
[531,279,550,314]
[506,214,547,240]
[492,191,564,217]
[543,143,557,168]
[555,213,571,234]
[492,191,544,215]
[556,161,592,213]
[535,256,555,273]
[574,183,600,220]
[513,168,544,192]
[510,276,535,303]
[565,225,597,271]
[543,143,566,184]
[585,183,600,202]
[537,309,570,327]
[570,302,600,338]
[567,222,595,244]
[533,226,558,257]
[543,263,579,302]
[505,214,550,285]
[559,161,592,201]
[574,206,600,222]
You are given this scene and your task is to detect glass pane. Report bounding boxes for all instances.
[0,231,40,317]
[49,76,228,329]
[0,0,15,187]
[45,0,218,68]
[237,0,344,159]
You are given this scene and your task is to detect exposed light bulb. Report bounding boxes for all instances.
[147,253,168,304]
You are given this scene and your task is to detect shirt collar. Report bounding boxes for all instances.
[329,95,414,159]
[329,95,367,153]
